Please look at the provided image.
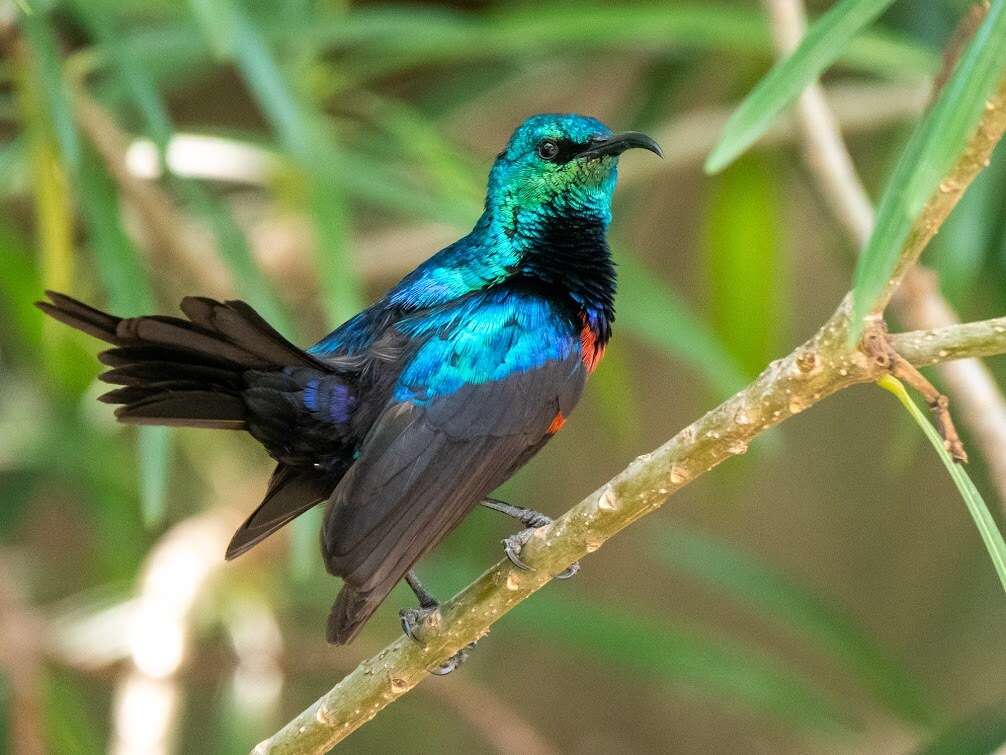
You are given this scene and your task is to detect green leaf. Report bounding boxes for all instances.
[617,254,749,397]
[227,1,313,161]
[850,2,1006,338]
[653,529,936,727]
[705,0,897,174]
[19,15,81,395]
[703,153,783,375]
[76,150,153,314]
[878,375,1006,595]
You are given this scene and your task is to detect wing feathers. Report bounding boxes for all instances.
[323,354,586,644]
[226,464,333,560]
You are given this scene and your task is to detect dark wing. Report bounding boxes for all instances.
[225,463,333,560]
[323,353,586,643]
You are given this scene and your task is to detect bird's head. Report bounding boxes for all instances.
[486,113,662,233]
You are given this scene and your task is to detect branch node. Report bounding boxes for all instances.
[858,319,892,369]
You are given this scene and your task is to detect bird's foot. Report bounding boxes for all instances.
[399,603,478,676]
[399,604,439,644]
[501,514,579,580]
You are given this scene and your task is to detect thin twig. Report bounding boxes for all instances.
[890,353,968,462]
[764,0,1006,501]
[890,316,1006,366]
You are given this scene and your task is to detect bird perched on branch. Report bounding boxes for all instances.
[38,114,661,668]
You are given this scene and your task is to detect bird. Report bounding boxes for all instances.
[37,113,662,665]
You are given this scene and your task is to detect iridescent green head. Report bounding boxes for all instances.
[487,114,661,231]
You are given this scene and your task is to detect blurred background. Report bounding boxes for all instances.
[1,0,1006,753]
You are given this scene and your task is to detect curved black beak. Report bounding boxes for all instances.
[578,131,663,160]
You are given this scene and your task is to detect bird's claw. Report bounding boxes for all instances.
[399,604,438,644]
[502,517,580,579]
[522,512,552,529]
[503,527,536,571]
[430,642,476,676]
[556,561,580,580]
[400,603,475,676]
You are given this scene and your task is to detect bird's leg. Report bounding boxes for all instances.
[399,570,473,675]
[480,497,580,579]
[399,570,440,641]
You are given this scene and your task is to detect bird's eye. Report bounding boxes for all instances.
[537,139,560,161]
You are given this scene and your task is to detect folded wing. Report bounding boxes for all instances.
[323,353,585,644]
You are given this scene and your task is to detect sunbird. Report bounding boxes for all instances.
[38,114,661,668]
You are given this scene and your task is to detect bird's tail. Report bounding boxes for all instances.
[36,290,321,428]
[327,579,397,645]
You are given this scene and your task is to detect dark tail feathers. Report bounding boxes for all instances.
[36,290,325,429]
[327,580,396,645]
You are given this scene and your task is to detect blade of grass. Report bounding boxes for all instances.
[186,0,234,59]
[850,2,1006,337]
[0,133,27,197]
[705,0,898,174]
[653,529,936,727]
[104,4,934,100]
[877,374,1006,594]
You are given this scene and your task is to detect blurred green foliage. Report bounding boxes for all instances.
[1,1,1006,753]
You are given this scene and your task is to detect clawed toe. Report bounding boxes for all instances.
[502,526,580,580]
[430,643,476,675]
[556,561,580,580]
[523,512,552,528]
[503,527,535,570]
[399,604,438,643]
